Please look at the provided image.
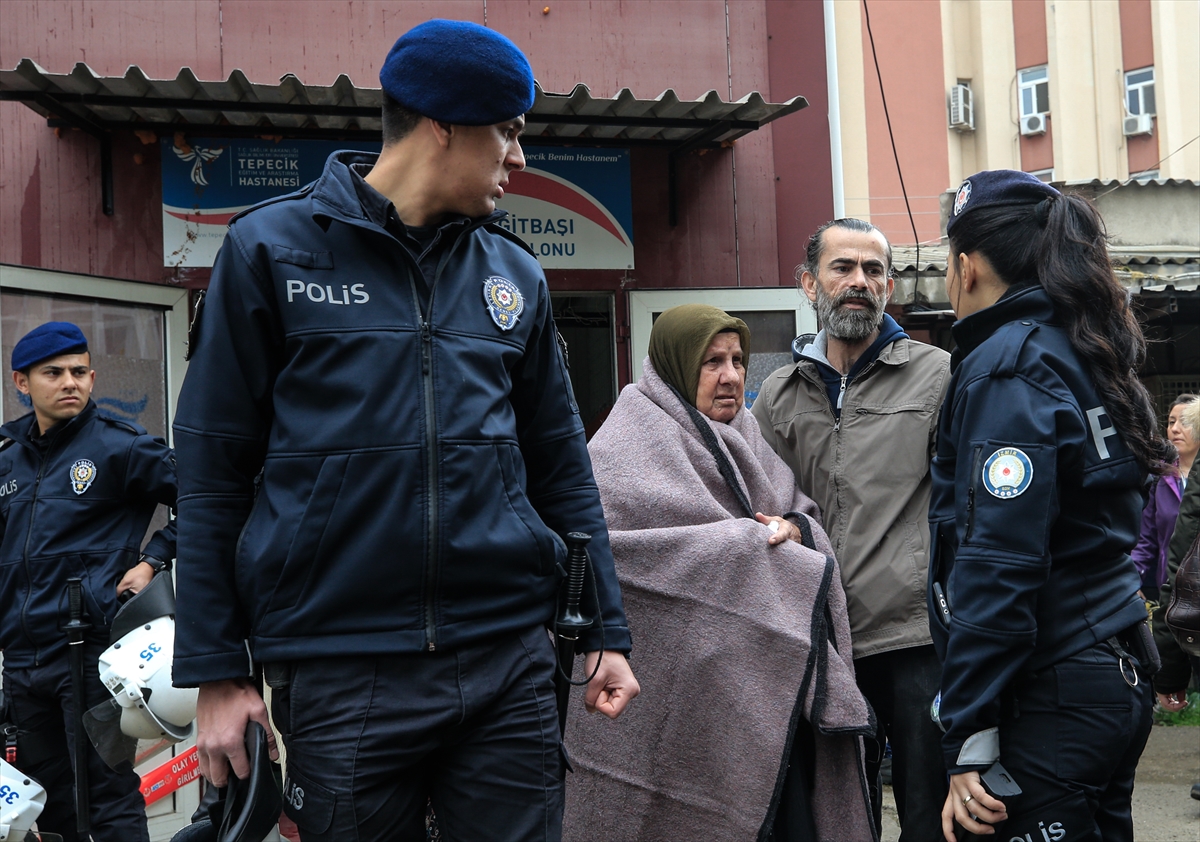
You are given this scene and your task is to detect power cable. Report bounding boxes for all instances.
[1098,133,1200,200]
[861,0,921,280]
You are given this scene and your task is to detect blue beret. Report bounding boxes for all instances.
[948,169,1061,236]
[380,19,535,126]
[12,322,89,371]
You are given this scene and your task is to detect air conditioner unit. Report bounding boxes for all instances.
[1123,112,1153,137]
[1020,113,1047,136]
[949,84,974,131]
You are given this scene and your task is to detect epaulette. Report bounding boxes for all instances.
[230,181,316,225]
[95,411,148,437]
[988,319,1039,379]
[484,223,538,260]
[0,437,14,452]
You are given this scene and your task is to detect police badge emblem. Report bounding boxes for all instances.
[483,276,524,331]
[981,447,1033,499]
[953,179,972,216]
[70,459,97,495]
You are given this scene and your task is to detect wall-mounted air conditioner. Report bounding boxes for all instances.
[1123,113,1153,137]
[949,84,974,132]
[1020,113,1047,136]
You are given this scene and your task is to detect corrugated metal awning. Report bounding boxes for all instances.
[0,59,804,144]
[1,59,806,218]
[891,243,1200,307]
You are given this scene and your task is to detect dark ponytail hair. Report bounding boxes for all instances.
[948,193,1174,474]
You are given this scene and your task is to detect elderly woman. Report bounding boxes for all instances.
[1133,394,1198,601]
[563,304,874,842]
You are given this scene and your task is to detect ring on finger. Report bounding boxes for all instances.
[962,794,974,806]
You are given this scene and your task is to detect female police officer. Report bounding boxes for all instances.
[927,170,1172,842]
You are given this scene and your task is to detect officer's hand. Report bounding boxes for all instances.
[754,512,801,546]
[943,771,1007,841]
[196,678,279,788]
[583,650,639,719]
[115,562,154,597]
[1157,690,1189,712]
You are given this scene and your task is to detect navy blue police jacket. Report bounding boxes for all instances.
[927,286,1147,774]
[0,401,177,668]
[171,151,631,686]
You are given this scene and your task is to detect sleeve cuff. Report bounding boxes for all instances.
[171,650,253,688]
[946,726,1000,773]
[580,624,631,655]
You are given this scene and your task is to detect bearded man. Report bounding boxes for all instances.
[752,218,951,842]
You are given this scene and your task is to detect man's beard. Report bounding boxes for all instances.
[814,281,887,341]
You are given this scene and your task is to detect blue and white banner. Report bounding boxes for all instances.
[161,137,378,267]
[494,148,634,269]
[162,138,633,270]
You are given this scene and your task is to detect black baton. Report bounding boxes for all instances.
[554,533,595,736]
[64,577,92,834]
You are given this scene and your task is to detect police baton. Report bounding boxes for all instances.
[64,577,92,835]
[554,532,597,736]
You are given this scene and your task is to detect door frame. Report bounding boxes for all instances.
[0,265,190,443]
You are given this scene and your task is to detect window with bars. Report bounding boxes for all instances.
[1018,66,1049,118]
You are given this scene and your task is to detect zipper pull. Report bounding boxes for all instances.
[420,323,431,375]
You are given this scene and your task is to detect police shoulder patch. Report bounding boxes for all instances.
[982,447,1033,499]
[70,459,97,495]
[483,275,524,331]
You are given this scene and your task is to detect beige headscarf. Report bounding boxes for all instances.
[647,304,751,407]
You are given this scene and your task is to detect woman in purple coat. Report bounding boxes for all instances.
[1132,394,1198,601]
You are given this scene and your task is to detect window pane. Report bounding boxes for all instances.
[1127,69,1153,85]
[730,310,797,409]
[1035,83,1050,115]
[1,292,167,437]
[1144,85,1156,116]
[1022,87,1034,115]
[1020,66,1047,83]
[1128,90,1139,114]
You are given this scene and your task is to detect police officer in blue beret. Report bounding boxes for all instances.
[928,171,1170,842]
[172,19,638,841]
[1,322,177,841]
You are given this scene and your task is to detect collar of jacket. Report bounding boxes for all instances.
[1166,472,1184,500]
[795,323,913,377]
[307,149,508,233]
[951,284,1056,359]
[0,399,97,453]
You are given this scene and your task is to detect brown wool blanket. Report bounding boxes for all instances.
[563,362,877,842]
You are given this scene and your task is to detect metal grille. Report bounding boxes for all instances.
[1144,374,1200,426]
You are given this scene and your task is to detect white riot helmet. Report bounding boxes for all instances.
[84,574,198,768]
[0,757,47,842]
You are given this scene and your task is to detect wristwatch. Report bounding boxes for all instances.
[139,554,170,574]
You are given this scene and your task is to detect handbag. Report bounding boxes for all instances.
[1164,527,1200,657]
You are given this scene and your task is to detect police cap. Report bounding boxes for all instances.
[948,169,1061,236]
[12,321,89,372]
[380,19,535,126]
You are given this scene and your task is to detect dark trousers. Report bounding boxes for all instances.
[990,641,1153,842]
[855,644,947,842]
[271,625,564,842]
[2,644,149,842]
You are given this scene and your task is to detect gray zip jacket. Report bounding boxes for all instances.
[752,332,951,659]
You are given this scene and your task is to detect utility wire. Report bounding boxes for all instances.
[862,0,921,280]
[1098,133,1200,200]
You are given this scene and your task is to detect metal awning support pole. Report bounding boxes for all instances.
[99,134,114,217]
[668,120,735,227]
